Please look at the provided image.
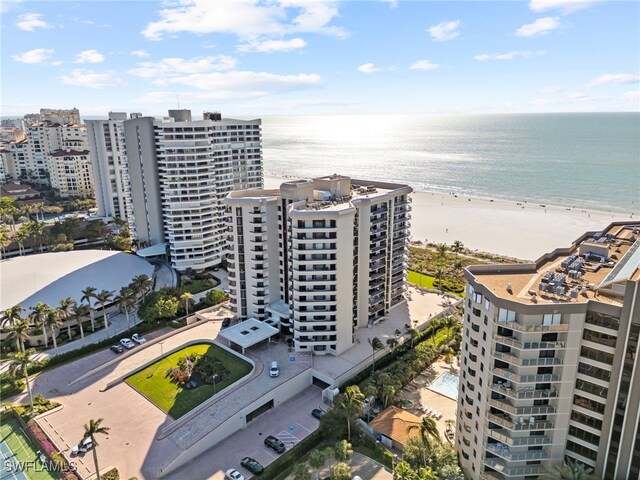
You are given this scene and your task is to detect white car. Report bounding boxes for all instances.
[71,437,93,456]
[225,469,245,480]
[119,338,135,349]
[269,361,279,378]
[131,333,146,344]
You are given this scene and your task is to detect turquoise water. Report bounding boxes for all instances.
[262,113,640,214]
[429,372,460,400]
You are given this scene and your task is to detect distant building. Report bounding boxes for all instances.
[0,182,42,203]
[47,149,93,198]
[457,222,640,480]
[225,175,412,355]
[107,109,264,271]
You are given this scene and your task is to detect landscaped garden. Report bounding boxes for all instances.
[124,342,252,418]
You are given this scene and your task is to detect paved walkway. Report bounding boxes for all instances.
[288,452,392,480]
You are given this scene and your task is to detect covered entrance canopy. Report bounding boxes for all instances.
[218,318,279,353]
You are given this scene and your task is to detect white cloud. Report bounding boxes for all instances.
[357,63,383,74]
[542,85,563,93]
[16,13,52,31]
[131,50,150,58]
[142,0,346,41]
[529,0,602,14]
[410,60,440,71]
[568,92,588,99]
[140,70,323,102]
[474,51,544,61]
[622,91,640,101]
[427,20,460,42]
[74,50,105,64]
[128,56,237,78]
[12,48,55,64]
[380,0,399,8]
[585,74,640,88]
[51,61,62,66]
[237,37,307,53]
[516,17,561,37]
[60,69,125,88]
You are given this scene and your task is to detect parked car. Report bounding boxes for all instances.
[222,288,230,295]
[311,408,326,420]
[119,338,135,349]
[71,437,93,456]
[240,457,264,475]
[264,435,286,454]
[225,469,245,480]
[131,333,146,344]
[221,317,231,328]
[269,361,279,378]
[110,344,124,354]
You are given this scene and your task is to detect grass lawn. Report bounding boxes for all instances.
[180,279,214,294]
[0,416,59,480]
[125,343,252,418]
[407,270,437,289]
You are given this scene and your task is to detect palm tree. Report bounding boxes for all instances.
[368,336,384,374]
[7,317,31,352]
[73,304,91,340]
[386,337,399,358]
[29,302,50,347]
[542,458,598,480]
[7,350,35,410]
[95,290,114,330]
[308,450,326,480]
[58,297,76,340]
[435,243,448,261]
[44,308,62,349]
[3,305,25,330]
[434,267,445,292]
[82,418,110,480]
[115,287,135,329]
[180,292,193,316]
[0,224,10,259]
[451,240,464,254]
[14,228,28,255]
[362,383,377,422]
[408,416,441,467]
[131,274,153,300]
[81,287,98,332]
[334,385,364,442]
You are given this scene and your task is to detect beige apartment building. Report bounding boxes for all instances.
[456,221,640,479]
[47,149,94,198]
[224,175,412,355]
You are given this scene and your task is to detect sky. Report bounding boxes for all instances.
[1,0,639,117]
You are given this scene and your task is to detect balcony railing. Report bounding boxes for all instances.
[487,429,552,447]
[491,383,558,400]
[486,412,553,431]
[495,319,569,333]
[483,458,547,477]
[485,444,549,461]
[493,352,563,367]
[491,367,561,384]
[489,398,556,416]
[494,335,566,350]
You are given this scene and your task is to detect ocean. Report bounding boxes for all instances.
[261,113,640,215]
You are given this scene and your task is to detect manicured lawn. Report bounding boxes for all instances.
[407,270,437,289]
[180,279,215,294]
[125,343,252,418]
[0,416,59,480]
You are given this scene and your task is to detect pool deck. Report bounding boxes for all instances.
[400,358,460,442]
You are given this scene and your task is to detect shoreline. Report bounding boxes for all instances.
[264,173,632,261]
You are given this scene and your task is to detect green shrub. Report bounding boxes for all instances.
[102,468,120,480]
[260,429,324,480]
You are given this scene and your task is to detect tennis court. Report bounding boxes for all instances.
[0,417,58,480]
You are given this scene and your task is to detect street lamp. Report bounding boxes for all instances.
[159,341,164,356]
[392,453,398,468]
[212,374,219,394]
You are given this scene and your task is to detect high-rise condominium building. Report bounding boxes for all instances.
[456,221,640,480]
[224,175,412,355]
[112,109,262,271]
[86,112,138,226]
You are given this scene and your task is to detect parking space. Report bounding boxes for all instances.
[164,386,323,480]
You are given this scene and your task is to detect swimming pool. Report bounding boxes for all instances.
[428,372,460,400]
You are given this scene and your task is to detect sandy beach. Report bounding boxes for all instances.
[264,174,631,261]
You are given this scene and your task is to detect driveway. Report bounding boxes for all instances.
[164,386,323,480]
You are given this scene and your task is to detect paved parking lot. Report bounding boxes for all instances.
[164,386,323,480]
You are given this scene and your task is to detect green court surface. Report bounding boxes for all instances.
[125,342,252,418]
[0,417,59,480]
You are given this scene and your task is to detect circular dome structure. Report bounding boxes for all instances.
[0,250,155,312]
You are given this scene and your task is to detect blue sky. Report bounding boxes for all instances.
[2,0,639,117]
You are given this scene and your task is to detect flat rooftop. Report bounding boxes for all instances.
[468,222,640,306]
